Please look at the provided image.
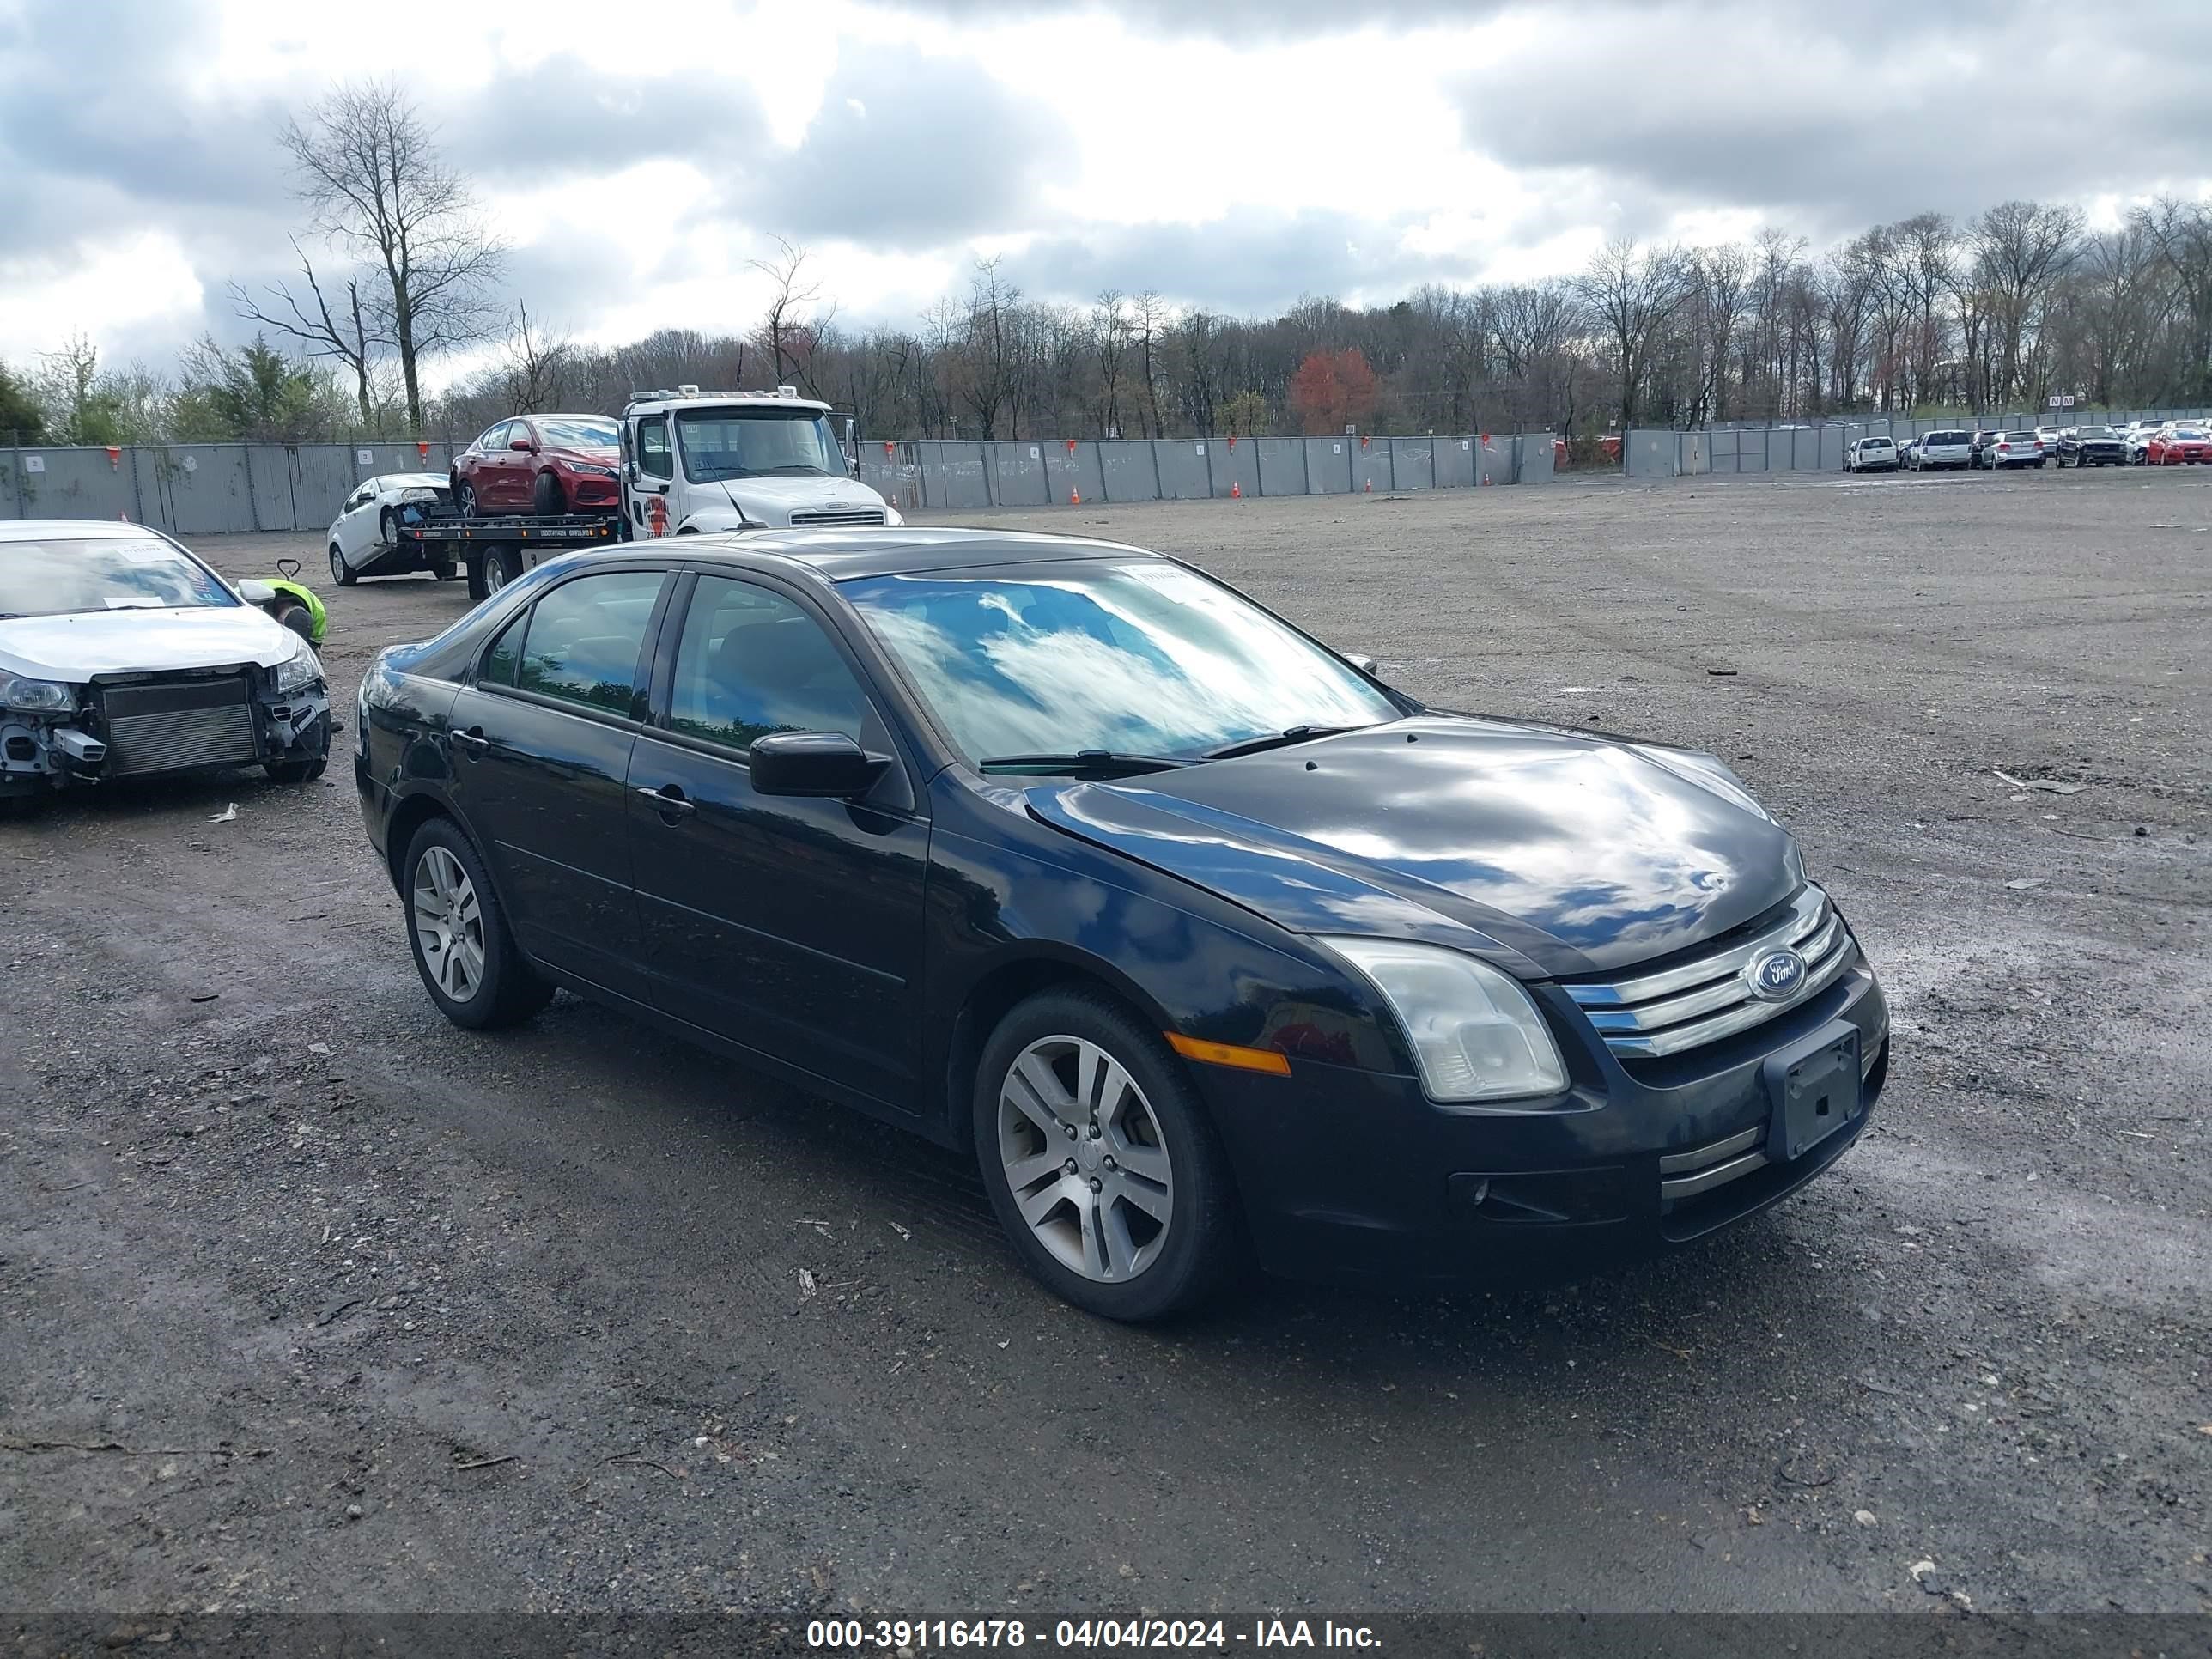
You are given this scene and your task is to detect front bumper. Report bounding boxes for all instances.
[0,676,330,797]
[1194,959,1891,1288]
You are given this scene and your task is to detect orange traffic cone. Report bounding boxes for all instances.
[1230,481,1242,499]
[1069,488,1081,506]
[1364,479,1373,493]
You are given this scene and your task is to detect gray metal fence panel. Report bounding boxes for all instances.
[1710,428,1739,472]
[246,446,299,531]
[992,441,1053,506]
[1477,435,1516,485]
[1738,428,1768,473]
[1209,440,1260,498]
[1349,439,1389,493]
[1820,426,1846,470]
[1388,438,1434,491]
[1307,437,1354,493]
[1043,441,1106,507]
[922,441,992,510]
[1515,434,1556,484]
[293,447,362,526]
[1152,440,1211,501]
[1435,435,1475,488]
[1097,441,1160,503]
[1254,438,1306,496]
[9,447,136,522]
[1626,431,1676,477]
[152,446,252,535]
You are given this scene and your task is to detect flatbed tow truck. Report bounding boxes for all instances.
[396,507,623,601]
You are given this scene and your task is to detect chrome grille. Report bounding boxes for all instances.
[790,507,886,526]
[1564,885,1856,1060]
[100,677,257,777]
[1659,1127,1767,1204]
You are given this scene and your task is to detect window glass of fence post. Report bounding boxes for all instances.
[666,576,871,754]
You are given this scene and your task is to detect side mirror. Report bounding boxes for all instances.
[1346,653,1381,677]
[508,437,534,453]
[750,731,890,799]
[235,579,276,604]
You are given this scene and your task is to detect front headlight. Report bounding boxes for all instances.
[1316,937,1568,1103]
[570,463,618,477]
[0,672,76,714]
[273,640,324,695]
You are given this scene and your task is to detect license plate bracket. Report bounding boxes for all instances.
[1762,1020,1863,1164]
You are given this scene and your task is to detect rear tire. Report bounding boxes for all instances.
[532,471,564,515]
[402,817,555,1030]
[456,480,480,519]
[973,988,1240,1322]
[330,544,358,587]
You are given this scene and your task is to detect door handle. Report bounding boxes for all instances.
[637,784,696,818]
[451,726,490,752]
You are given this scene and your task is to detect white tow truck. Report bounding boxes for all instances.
[619,386,902,538]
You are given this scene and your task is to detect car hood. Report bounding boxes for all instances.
[1024,715,1802,978]
[0,605,299,681]
[722,474,884,520]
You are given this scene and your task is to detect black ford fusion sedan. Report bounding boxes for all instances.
[356,528,1890,1320]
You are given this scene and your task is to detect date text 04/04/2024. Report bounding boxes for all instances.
[804,1619,1382,1650]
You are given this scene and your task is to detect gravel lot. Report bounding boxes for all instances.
[3,467,2208,1619]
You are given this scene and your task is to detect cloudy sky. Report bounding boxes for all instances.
[2,0,2208,379]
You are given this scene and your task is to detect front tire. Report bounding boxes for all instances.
[330,543,358,587]
[532,471,565,515]
[402,818,554,1030]
[264,715,331,784]
[974,988,1239,1322]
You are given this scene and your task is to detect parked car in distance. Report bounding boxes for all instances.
[1911,428,1973,471]
[355,526,1891,1320]
[2124,421,2167,464]
[2054,427,2127,468]
[2145,424,2212,465]
[1979,431,2045,469]
[1,520,331,813]
[453,415,623,518]
[2033,425,2066,456]
[326,473,459,586]
[1968,428,2003,467]
[1845,436,1899,472]
[1896,435,1919,468]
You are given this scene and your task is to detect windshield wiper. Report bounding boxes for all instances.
[1203,724,1367,760]
[980,750,1191,777]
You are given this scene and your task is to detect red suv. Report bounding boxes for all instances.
[452,414,623,516]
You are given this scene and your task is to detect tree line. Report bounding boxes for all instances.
[5,78,2210,450]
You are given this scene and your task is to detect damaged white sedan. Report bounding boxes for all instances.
[0,520,331,814]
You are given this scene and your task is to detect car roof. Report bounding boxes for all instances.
[0,518,171,544]
[518,412,614,424]
[672,526,1152,581]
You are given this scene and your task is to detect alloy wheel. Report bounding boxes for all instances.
[328,545,347,584]
[483,554,509,594]
[997,1035,1175,1283]
[412,846,485,1003]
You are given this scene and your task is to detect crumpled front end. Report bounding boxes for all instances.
[1,665,331,799]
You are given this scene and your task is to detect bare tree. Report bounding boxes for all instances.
[1091,290,1132,436]
[280,80,505,431]
[1969,200,2082,404]
[1579,237,1694,428]
[498,303,573,411]
[2135,196,2212,401]
[229,235,384,431]
[750,236,836,397]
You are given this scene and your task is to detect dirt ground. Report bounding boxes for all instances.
[3,466,2207,1619]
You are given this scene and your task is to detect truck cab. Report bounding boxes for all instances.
[619,386,899,538]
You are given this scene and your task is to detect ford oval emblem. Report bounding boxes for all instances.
[1746,948,1808,1002]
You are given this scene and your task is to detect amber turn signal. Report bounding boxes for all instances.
[1164,1032,1291,1076]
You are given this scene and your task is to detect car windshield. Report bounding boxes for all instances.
[676,409,845,481]
[2083,428,2118,439]
[2173,428,2208,440]
[534,417,618,449]
[0,536,235,620]
[842,559,1400,763]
